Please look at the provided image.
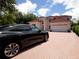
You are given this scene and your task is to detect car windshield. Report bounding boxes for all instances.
[31,26,40,31]
[31,26,38,29]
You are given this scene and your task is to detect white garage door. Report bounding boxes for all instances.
[51,25,70,32]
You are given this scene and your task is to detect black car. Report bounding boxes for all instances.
[0,25,9,31]
[0,24,49,58]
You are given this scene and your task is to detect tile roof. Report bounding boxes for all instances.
[48,16,72,23]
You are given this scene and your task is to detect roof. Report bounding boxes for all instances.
[48,15,72,23]
[29,15,72,23]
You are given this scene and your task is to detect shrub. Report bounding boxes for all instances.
[72,25,79,36]
[72,26,75,32]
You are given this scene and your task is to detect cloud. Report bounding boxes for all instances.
[63,8,79,18]
[52,0,79,18]
[37,8,49,16]
[53,0,64,4]
[62,0,79,18]
[33,13,38,16]
[63,0,79,9]
[52,13,60,16]
[52,0,79,9]
[16,0,37,14]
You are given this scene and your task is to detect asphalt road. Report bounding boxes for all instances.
[12,32,79,59]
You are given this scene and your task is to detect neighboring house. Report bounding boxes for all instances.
[29,15,72,32]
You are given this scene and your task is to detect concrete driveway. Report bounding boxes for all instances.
[12,32,79,59]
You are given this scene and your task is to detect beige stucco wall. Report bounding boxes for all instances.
[43,19,49,31]
[39,17,50,31]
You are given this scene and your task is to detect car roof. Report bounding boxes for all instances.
[0,24,31,31]
[7,24,30,27]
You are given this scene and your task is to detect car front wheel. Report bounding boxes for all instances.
[4,43,20,58]
[1,42,20,58]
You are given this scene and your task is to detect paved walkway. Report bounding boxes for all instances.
[12,32,79,59]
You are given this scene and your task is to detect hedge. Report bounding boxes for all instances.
[72,25,79,36]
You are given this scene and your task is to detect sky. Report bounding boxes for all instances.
[16,0,79,19]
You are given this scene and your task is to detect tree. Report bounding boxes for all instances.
[0,0,16,14]
[77,20,79,25]
[16,12,37,24]
[0,0,16,25]
[0,13,16,25]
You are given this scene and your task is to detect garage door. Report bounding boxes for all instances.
[51,25,69,32]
